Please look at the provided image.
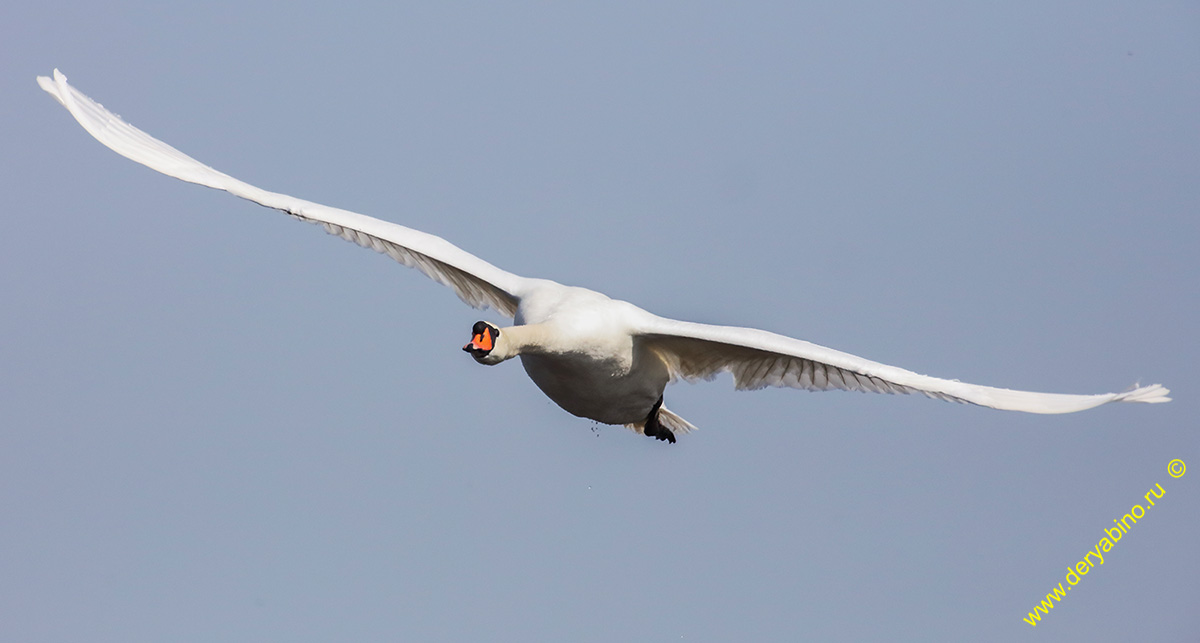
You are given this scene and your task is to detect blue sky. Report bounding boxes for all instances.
[3,2,1197,640]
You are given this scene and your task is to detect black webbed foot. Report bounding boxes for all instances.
[642,395,675,444]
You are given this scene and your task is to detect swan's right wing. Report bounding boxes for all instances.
[38,69,526,317]
[633,313,1170,414]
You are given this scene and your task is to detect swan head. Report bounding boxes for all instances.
[462,320,507,365]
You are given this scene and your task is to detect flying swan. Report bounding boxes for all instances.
[37,70,1170,443]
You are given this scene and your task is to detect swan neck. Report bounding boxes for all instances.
[497,324,551,359]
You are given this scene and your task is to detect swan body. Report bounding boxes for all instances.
[495,288,681,432]
[38,70,1171,443]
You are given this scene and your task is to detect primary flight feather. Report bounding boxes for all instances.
[38,70,1170,443]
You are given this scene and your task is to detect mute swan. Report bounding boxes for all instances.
[37,70,1170,443]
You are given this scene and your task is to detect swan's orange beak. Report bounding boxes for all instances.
[462,327,494,353]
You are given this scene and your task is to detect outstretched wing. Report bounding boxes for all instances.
[38,69,527,317]
[633,313,1170,414]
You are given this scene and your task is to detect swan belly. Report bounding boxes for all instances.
[519,350,669,426]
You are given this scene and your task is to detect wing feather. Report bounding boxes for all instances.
[635,314,1170,414]
[38,70,524,317]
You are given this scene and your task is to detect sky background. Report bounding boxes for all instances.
[2,2,1198,641]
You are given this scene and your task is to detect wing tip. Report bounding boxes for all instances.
[37,69,64,104]
[1114,383,1171,404]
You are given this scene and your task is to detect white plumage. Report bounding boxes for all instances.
[38,70,1170,443]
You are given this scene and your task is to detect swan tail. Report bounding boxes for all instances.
[625,406,697,439]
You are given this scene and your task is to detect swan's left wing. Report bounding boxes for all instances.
[632,313,1170,414]
[37,70,525,317]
